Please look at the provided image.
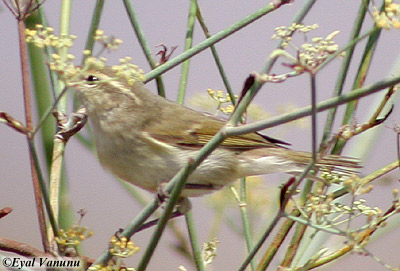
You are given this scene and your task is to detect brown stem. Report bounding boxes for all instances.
[280,223,307,267]
[0,207,13,220]
[256,212,297,271]
[0,236,94,268]
[0,112,30,134]
[17,18,49,252]
[0,236,47,257]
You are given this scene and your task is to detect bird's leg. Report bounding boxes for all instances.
[53,108,87,142]
[136,197,192,233]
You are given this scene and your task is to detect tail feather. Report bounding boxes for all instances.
[284,150,361,175]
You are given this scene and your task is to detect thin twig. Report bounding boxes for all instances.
[122,0,166,97]
[226,74,400,137]
[0,237,48,257]
[195,3,236,105]
[144,2,291,82]
[18,16,49,253]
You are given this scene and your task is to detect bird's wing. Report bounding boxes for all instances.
[142,101,289,150]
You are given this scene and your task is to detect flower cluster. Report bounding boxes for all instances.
[298,172,400,239]
[25,25,142,86]
[271,24,342,72]
[49,53,78,78]
[111,57,145,86]
[372,0,400,29]
[206,88,237,115]
[25,24,78,78]
[108,235,139,258]
[272,23,319,48]
[94,29,123,51]
[88,236,139,271]
[25,24,76,48]
[55,224,93,247]
[320,171,346,184]
[298,31,341,70]
[303,192,383,228]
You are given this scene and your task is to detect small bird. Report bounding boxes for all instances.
[66,64,360,197]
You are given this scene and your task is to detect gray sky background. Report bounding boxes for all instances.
[1,1,400,270]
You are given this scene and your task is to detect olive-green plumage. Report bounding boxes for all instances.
[67,66,360,197]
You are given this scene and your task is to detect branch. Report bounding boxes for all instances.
[0,237,48,257]
[0,112,30,135]
[0,236,94,268]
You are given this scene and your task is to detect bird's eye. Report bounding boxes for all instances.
[86,75,99,85]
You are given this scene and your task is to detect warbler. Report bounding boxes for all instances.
[66,64,360,197]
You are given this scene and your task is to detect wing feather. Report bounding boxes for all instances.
[142,100,287,150]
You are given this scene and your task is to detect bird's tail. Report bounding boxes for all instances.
[285,149,361,175]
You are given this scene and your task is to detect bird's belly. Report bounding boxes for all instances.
[96,142,180,193]
[96,137,239,196]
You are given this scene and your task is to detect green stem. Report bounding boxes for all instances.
[332,3,383,154]
[27,139,59,237]
[260,161,313,271]
[239,178,255,271]
[83,0,105,58]
[282,214,344,235]
[281,222,308,268]
[320,0,370,147]
[57,0,71,112]
[228,78,261,126]
[255,2,319,266]
[185,211,205,271]
[331,160,399,200]
[93,199,160,266]
[231,0,319,127]
[137,160,199,271]
[281,74,319,266]
[256,212,298,270]
[25,12,55,172]
[48,0,72,235]
[310,74,317,160]
[195,3,236,104]
[117,179,193,262]
[241,162,313,271]
[145,3,287,82]
[176,0,197,104]
[226,74,400,137]
[122,0,166,97]
[239,211,284,271]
